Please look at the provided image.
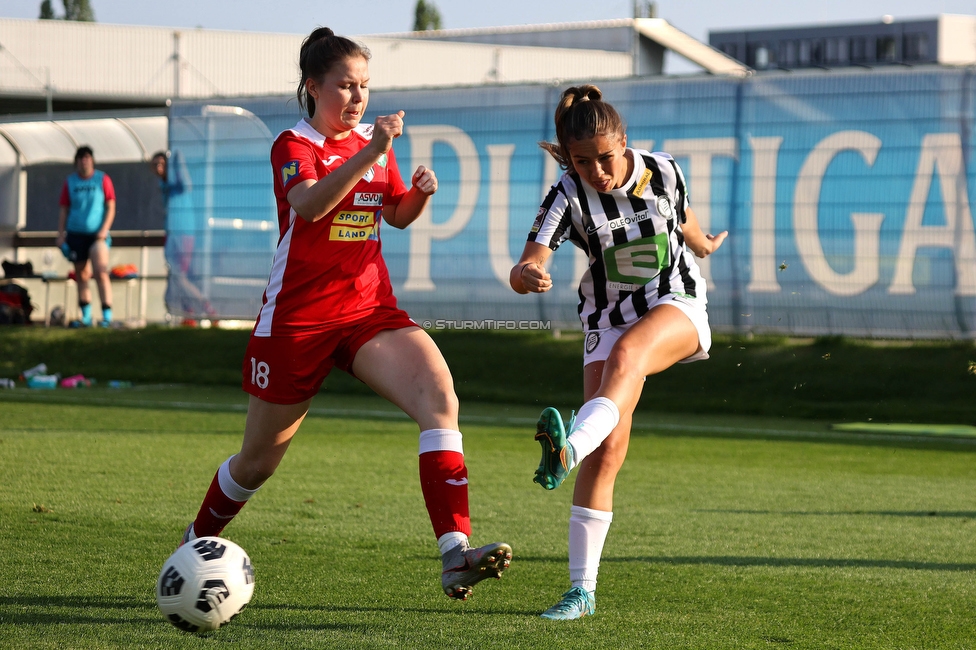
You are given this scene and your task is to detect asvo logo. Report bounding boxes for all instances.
[354,192,383,206]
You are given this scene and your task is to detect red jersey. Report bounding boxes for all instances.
[255,119,408,336]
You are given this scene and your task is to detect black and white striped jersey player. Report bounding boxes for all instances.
[510,83,727,621]
[528,148,712,366]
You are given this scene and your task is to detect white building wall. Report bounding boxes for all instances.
[938,15,976,66]
[0,18,633,103]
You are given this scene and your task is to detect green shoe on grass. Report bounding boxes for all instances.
[534,407,575,490]
[540,586,595,620]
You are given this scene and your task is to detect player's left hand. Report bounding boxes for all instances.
[693,231,728,258]
[412,166,437,195]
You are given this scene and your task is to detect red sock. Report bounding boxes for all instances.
[192,470,247,538]
[419,451,471,539]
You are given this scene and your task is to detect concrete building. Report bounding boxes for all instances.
[709,14,976,71]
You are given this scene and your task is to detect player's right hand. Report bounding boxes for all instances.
[520,262,552,293]
[371,111,405,153]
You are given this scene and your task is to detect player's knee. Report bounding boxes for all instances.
[602,349,643,384]
[427,384,459,421]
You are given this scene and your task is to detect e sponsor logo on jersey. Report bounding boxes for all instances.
[322,155,342,167]
[608,210,652,230]
[280,160,299,186]
[354,192,383,206]
[632,169,653,197]
[603,233,670,286]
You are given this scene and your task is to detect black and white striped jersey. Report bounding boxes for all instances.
[528,149,707,331]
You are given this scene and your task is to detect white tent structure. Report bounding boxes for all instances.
[0,114,167,232]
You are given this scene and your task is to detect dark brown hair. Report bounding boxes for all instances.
[297,27,371,118]
[74,145,94,163]
[539,85,626,170]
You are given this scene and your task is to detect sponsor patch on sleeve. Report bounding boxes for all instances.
[530,206,547,233]
[280,160,299,187]
[632,168,652,197]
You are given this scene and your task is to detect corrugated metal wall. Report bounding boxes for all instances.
[0,18,632,101]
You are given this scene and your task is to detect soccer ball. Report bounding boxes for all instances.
[156,536,255,633]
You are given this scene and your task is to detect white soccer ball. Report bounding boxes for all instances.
[156,536,255,633]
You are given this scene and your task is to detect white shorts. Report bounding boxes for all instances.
[582,294,711,367]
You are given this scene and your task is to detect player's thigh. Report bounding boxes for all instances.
[609,304,700,377]
[352,326,458,421]
[88,240,110,274]
[73,258,92,280]
[583,360,606,402]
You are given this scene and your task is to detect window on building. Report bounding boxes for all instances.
[810,39,825,65]
[850,37,866,62]
[826,38,838,63]
[799,40,811,65]
[755,45,769,69]
[877,36,897,62]
[781,40,797,67]
[904,33,929,61]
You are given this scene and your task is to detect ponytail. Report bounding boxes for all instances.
[539,85,626,170]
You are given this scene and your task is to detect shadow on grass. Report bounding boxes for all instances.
[516,555,976,572]
[0,595,158,625]
[0,595,540,630]
[249,602,540,618]
[695,509,976,519]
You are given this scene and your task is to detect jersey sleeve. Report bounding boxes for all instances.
[101,174,116,201]
[59,181,70,207]
[384,147,409,206]
[527,179,574,251]
[271,132,320,197]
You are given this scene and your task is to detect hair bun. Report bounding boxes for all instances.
[311,26,335,40]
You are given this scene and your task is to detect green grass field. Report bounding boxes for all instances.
[3,386,976,649]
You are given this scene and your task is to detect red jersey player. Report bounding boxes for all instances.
[179,27,512,601]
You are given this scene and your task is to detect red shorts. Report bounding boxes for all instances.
[241,307,418,404]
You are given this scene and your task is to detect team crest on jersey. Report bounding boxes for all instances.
[280,160,299,186]
[377,153,388,168]
[632,169,653,197]
[656,195,674,220]
[585,332,601,354]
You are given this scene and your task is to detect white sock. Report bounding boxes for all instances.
[418,428,464,455]
[566,397,620,467]
[438,531,469,555]
[568,505,613,594]
[219,455,260,502]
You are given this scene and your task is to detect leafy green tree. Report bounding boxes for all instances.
[63,0,96,21]
[38,0,96,21]
[413,0,442,31]
[39,0,56,19]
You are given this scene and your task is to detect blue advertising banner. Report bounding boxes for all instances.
[169,67,976,338]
